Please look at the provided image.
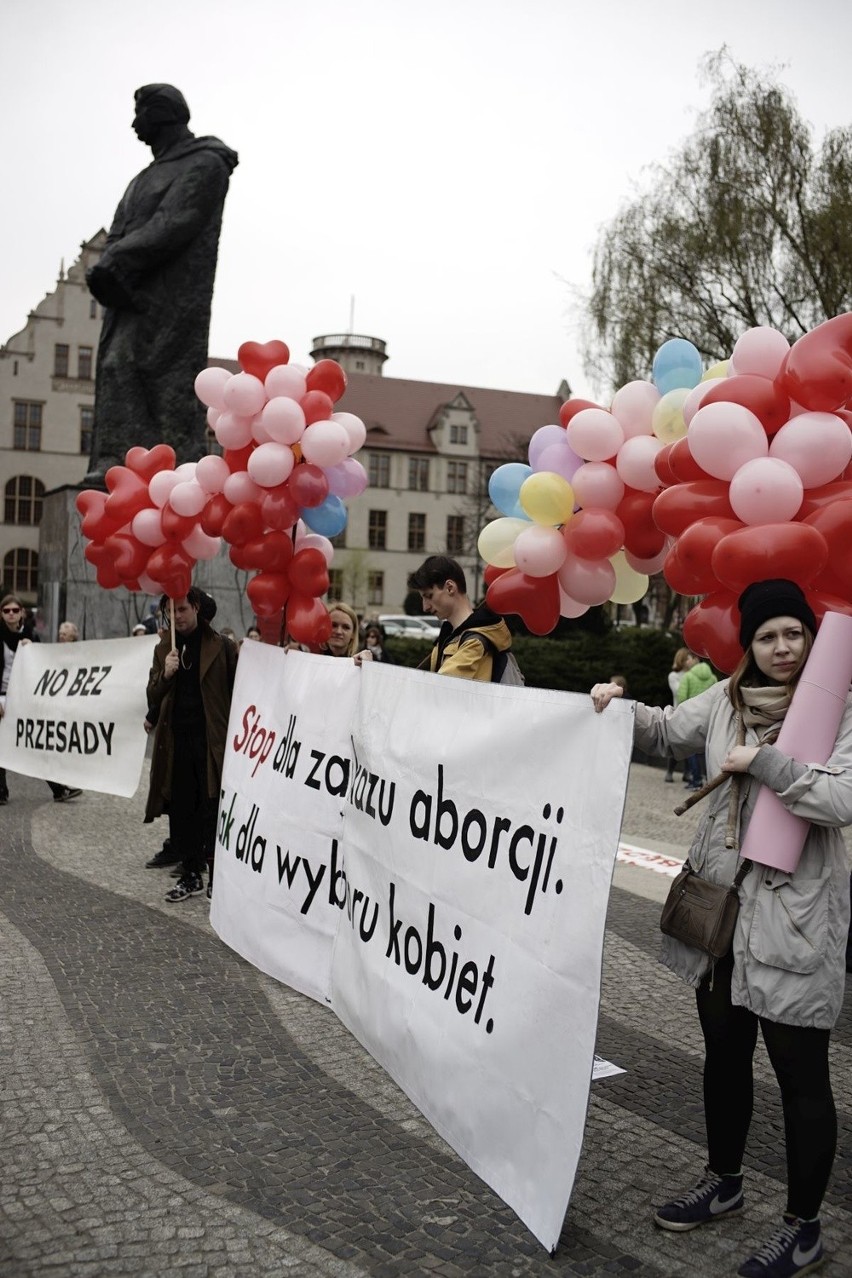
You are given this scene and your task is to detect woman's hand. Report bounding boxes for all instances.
[591,682,624,713]
[353,649,374,667]
[722,745,760,773]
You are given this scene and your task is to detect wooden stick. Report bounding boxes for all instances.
[170,598,176,651]
[673,771,726,815]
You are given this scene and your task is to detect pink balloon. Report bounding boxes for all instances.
[251,412,273,444]
[223,471,263,505]
[301,420,350,468]
[535,440,583,482]
[296,532,334,564]
[206,406,221,430]
[195,454,230,494]
[247,442,296,488]
[332,411,367,455]
[194,366,231,410]
[557,555,616,605]
[567,409,625,462]
[169,480,207,518]
[132,507,166,547]
[571,462,625,511]
[325,457,368,498]
[215,411,254,450]
[558,588,590,619]
[173,462,198,481]
[769,412,852,487]
[528,424,568,469]
[222,372,267,417]
[728,457,804,525]
[615,435,663,492]
[687,402,768,480]
[148,470,182,509]
[610,381,660,437]
[513,525,568,577]
[683,380,714,426]
[265,365,307,401]
[182,527,221,560]
[730,327,790,380]
[136,572,162,596]
[625,543,670,575]
[261,397,306,445]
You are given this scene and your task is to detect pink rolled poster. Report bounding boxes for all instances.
[740,611,852,872]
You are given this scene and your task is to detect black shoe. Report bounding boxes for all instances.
[655,1165,744,1231]
[165,872,204,903]
[145,842,182,869]
[170,864,184,877]
[54,787,83,803]
[207,881,213,899]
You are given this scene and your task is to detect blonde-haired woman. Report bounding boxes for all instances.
[324,603,360,658]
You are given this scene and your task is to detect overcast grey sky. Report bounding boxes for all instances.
[2,0,850,403]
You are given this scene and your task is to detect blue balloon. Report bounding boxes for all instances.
[302,495,348,538]
[488,462,533,519]
[652,338,703,395]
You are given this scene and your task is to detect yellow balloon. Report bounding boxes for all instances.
[519,472,575,526]
[477,517,529,567]
[609,551,649,605]
[651,387,689,443]
[701,359,729,381]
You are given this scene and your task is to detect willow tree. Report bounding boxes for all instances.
[585,52,852,390]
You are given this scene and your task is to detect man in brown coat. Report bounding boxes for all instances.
[145,588,237,901]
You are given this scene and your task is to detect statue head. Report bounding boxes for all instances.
[133,84,191,145]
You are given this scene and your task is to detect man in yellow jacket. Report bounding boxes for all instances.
[407,556,512,681]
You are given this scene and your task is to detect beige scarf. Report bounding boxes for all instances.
[739,683,791,744]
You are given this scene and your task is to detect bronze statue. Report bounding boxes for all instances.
[86,85,238,472]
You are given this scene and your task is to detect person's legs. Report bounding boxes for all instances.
[696,952,759,1173]
[166,729,207,898]
[0,766,7,802]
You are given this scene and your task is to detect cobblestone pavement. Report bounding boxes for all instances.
[1,763,850,1276]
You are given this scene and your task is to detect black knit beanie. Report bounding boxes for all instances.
[738,579,816,650]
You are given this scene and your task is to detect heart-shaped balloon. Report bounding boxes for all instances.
[222,501,264,546]
[84,542,122,590]
[104,467,151,524]
[238,340,290,381]
[485,568,560,635]
[103,532,151,581]
[247,571,291,617]
[305,359,347,403]
[288,547,330,598]
[287,594,332,646]
[76,489,123,542]
[146,544,194,593]
[161,505,200,544]
[288,464,329,509]
[200,493,233,537]
[124,444,177,483]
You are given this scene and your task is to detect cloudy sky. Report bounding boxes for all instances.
[2,0,850,404]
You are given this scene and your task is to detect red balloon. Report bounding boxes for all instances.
[802,500,852,592]
[288,464,330,509]
[261,484,300,531]
[483,565,510,586]
[779,313,852,413]
[796,481,852,518]
[200,493,233,537]
[617,490,665,559]
[76,489,123,542]
[247,572,291,617]
[146,544,193,591]
[123,444,176,482]
[103,532,151,580]
[667,436,713,482]
[256,612,286,645]
[702,375,791,436]
[558,398,600,428]
[305,359,347,403]
[229,543,255,571]
[288,547,330,598]
[104,466,151,524]
[287,594,333,646]
[161,505,199,543]
[682,590,742,674]
[563,509,625,560]
[654,444,678,487]
[223,444,255,473]
[666,517,743,595]
[653,480,736,538]
[485,568,560,635]
[806,589,852,622]
[222,501,264,546]
[300,390,335,425]
[712,523,828,593]
[237,531,294,573]
[84,542,121,588]
[237,340,290,380]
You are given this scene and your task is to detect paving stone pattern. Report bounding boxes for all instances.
[0,764,850,1276]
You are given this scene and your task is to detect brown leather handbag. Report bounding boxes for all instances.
[660,860,752,959]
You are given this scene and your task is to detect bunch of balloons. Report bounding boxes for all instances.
[477,312,852,669]
[77,339,369,647]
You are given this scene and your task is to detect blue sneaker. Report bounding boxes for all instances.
[654,1164,744,1231]
[737,1215,824,1277]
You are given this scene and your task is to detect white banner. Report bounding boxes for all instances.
[0,636,157,797]
[211,647,634,1251]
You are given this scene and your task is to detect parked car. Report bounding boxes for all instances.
[378,614,440,639]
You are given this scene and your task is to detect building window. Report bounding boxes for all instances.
[368,452,391,488]
[368,509,387,550]
[447,461,468,494]
[408,512,426,552]
[5,477,45,525]
[78,346,93,380]
[447,515,465,555]
[450,423,468,445]
[4,548,38,595]
[89,298,97,319]
[330,527,347,549]
[54,344,69,377]
[80,406,95,455]
[13,402,43,451]
[367,572,384,606]
[408,457,429,491]
[327,568,343,602]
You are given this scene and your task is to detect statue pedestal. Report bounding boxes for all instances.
[39,487,256,641]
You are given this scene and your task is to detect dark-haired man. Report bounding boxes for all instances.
[145,589,237,901]
[406,555,512,681]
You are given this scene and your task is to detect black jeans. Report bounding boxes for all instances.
[696,951,836,1219]
[0,766,70,800]
[168,727,216,877]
